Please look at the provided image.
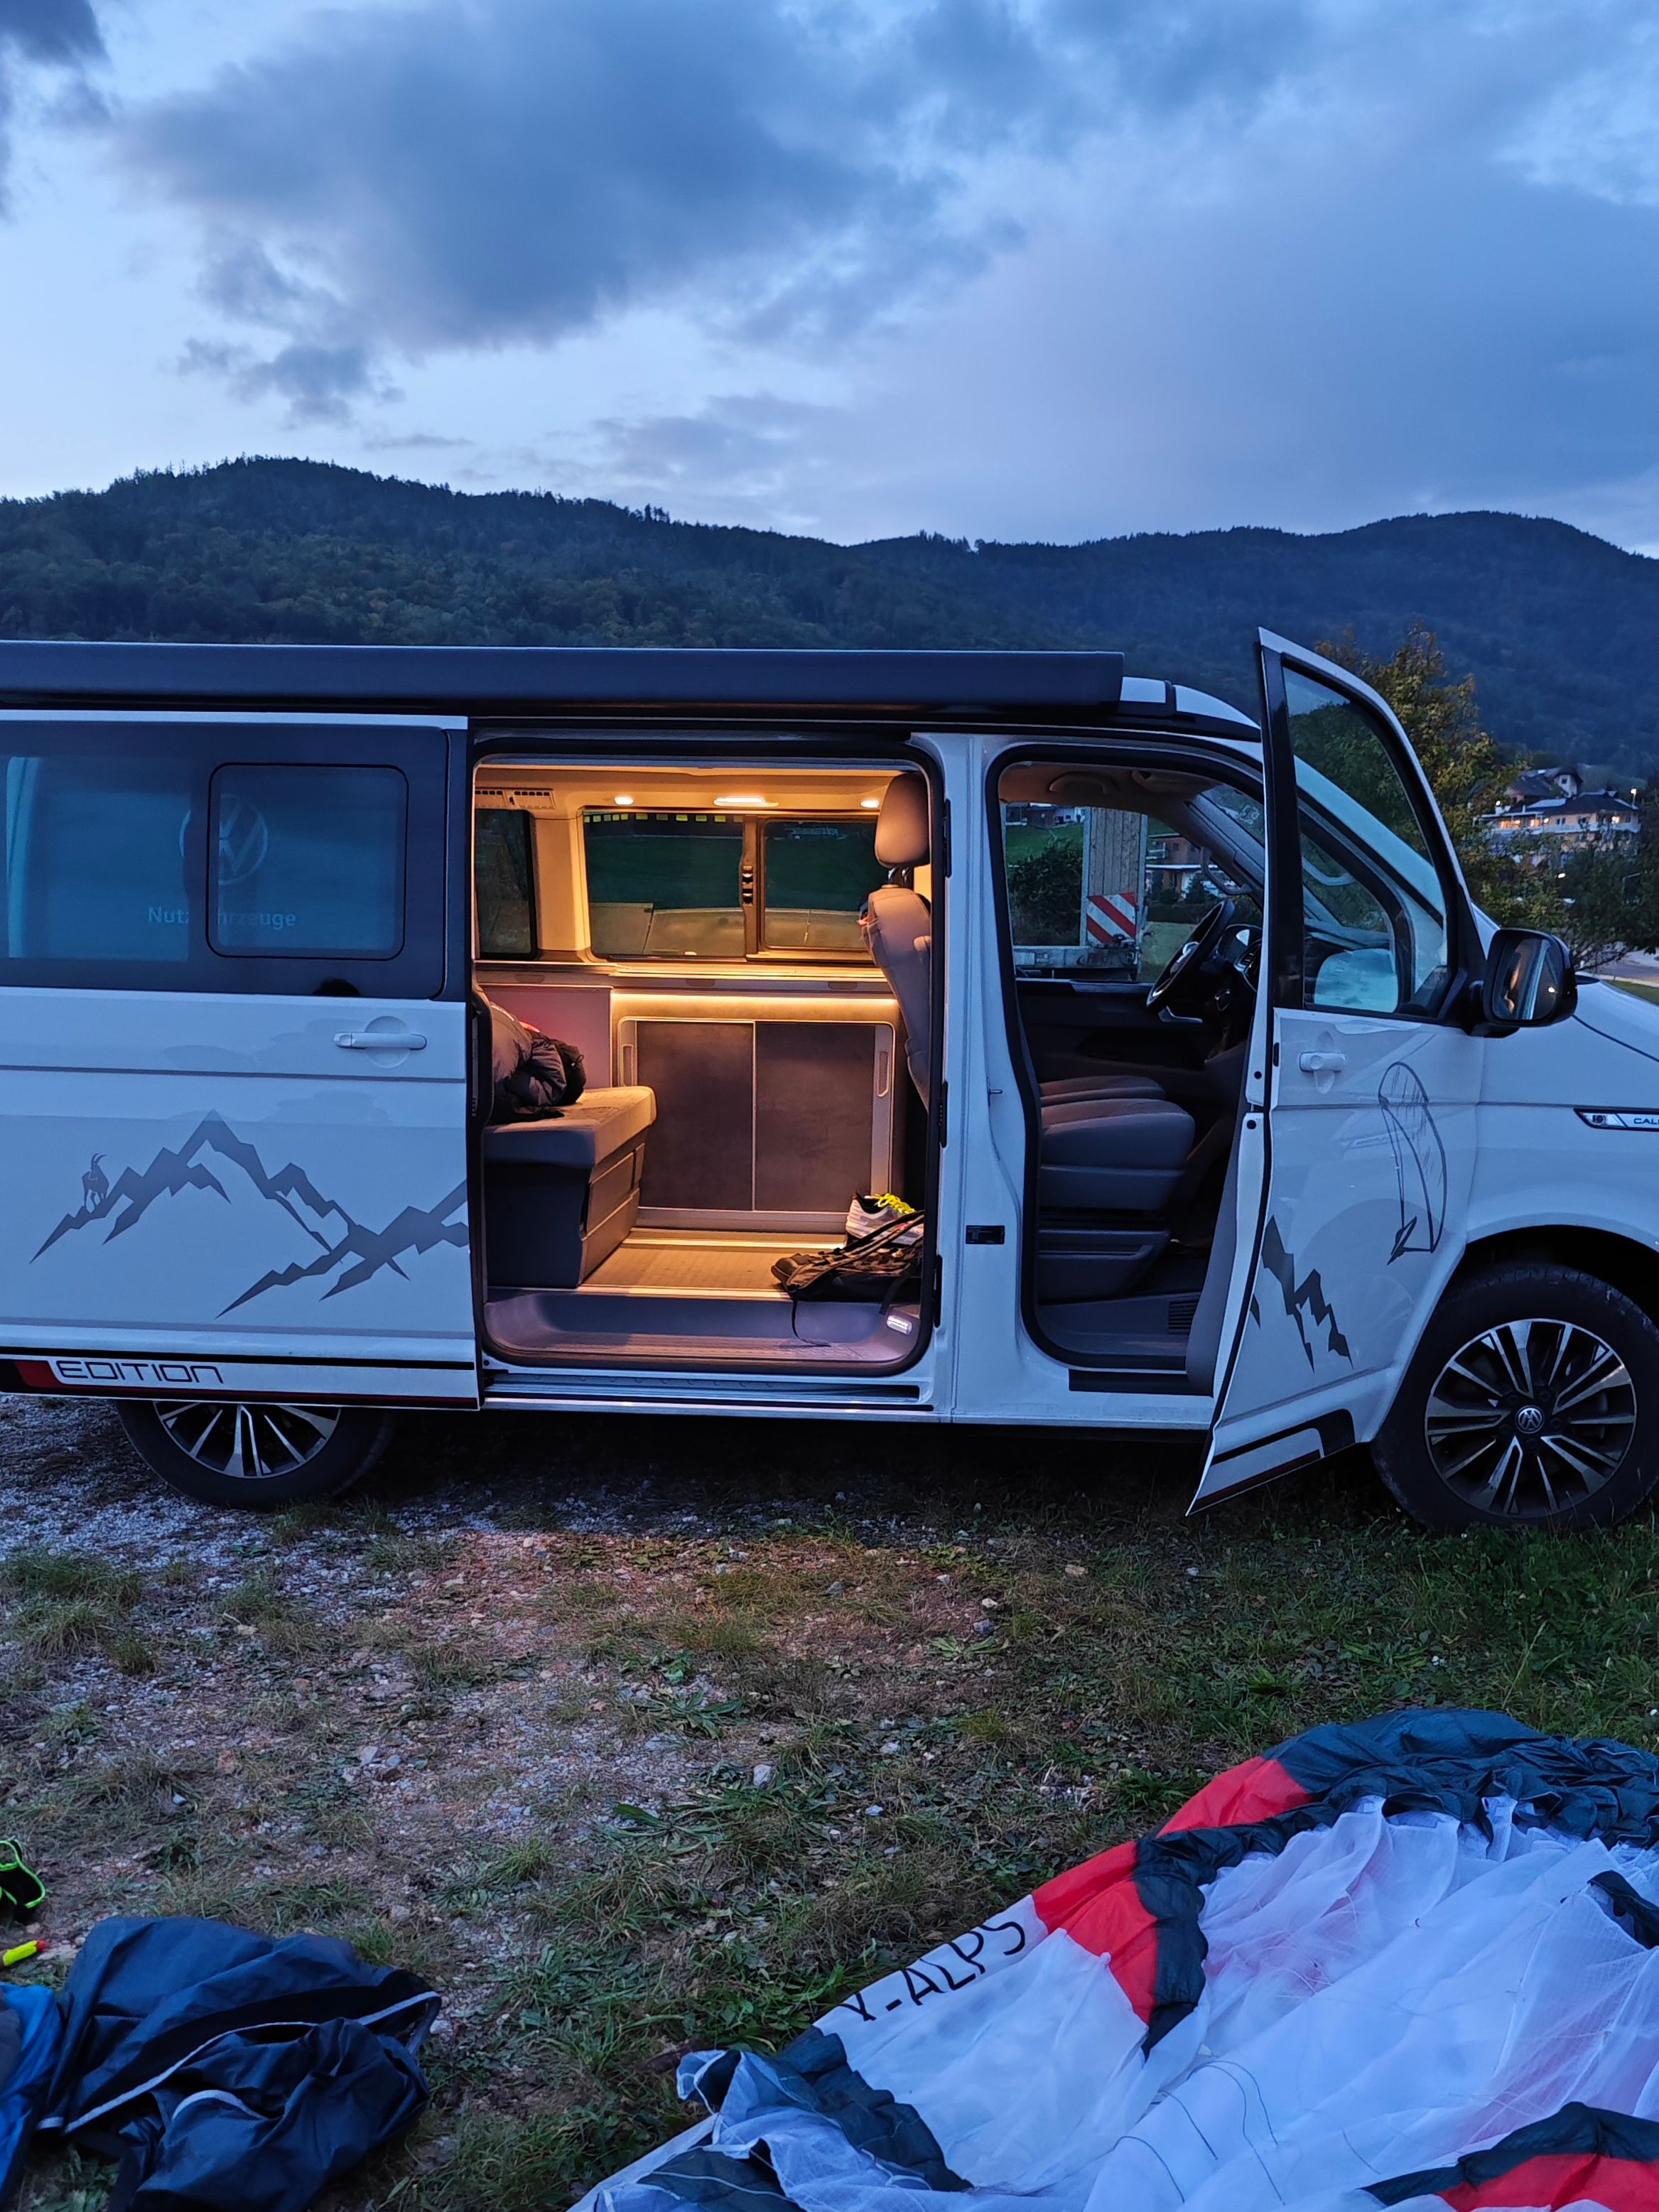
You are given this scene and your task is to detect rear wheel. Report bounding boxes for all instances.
[1373,1263,1659,1531]
[116,1399,394,1511]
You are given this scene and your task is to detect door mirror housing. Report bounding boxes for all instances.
[1480,928,1577,1032]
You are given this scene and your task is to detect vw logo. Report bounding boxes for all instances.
[215,802,270,885]
[1514,1404,1546,1437]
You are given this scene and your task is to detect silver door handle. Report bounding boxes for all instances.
[335,1031,427,1050]
[1298,1050,1345,1073]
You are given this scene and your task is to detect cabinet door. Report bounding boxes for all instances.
[624,1014,896,1229]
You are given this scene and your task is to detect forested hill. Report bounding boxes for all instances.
[1,458,1654,777]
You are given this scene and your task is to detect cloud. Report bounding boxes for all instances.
[0,0,102,207]
[0,0,102,69]
[77,0,1659,544]
[112,0,1324,405]
[180,335,394,426]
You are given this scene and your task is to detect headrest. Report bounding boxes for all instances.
[875,774,930,868]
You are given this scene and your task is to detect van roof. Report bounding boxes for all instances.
[0,640,1258,734]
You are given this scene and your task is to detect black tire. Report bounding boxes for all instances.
[1373,1263,1659,1532]
[116,1399,394,1511]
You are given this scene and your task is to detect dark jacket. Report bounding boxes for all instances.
[36,1917,438,2212]
[1,1987,60,2208]
[488,999,587,1121]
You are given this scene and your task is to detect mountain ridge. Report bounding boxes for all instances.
[1,459,1653,777]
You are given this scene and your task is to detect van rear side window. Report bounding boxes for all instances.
[0,724,446,995]
[761,818,884,952]
[3,752,193,962]
[583,811,745,959]
[209,765,406,958]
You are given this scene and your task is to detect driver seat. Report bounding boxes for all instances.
[860,776,1193,1212]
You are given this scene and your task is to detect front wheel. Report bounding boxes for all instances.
[117,1399,394,1511]
[1372,1263,1659,1532]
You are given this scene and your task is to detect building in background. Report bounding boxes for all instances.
[1503,765,1584,806]
[1485,787,1641,852]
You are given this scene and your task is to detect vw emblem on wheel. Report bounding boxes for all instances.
[1424,1317,1636,1518]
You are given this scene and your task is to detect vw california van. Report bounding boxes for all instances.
[0,630,1646,1533]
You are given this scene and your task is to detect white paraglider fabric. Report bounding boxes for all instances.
[580,1714,1659,2212]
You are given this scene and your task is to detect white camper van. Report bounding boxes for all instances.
[0,630,1648,1533]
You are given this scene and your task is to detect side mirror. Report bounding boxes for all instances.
[1480,928,1577,1031]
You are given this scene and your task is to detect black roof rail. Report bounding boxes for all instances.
[0,641,1125,720]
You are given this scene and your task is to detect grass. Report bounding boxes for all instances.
[392,1468,1659,2208]
[13,1422,1659,2212]
[0,1548,153,1673]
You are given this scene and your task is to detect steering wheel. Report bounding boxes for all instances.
[1145,897,1238,1017]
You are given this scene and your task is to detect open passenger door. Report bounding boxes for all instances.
[1191,633,1482,1504]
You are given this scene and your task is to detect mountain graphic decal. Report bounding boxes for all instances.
[34,1112,468,1312]
[225,1186,469,1312]
[1252,1216,1354,1371]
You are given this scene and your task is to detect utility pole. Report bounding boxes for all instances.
[1081,808,1146,972]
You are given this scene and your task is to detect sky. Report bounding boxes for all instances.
[1,0,1658,547]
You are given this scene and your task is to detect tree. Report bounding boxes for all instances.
[1316,624,1659,964]
[1553,826,1659,971]
[1317,625,1539,922]
[1007,840,1082,942]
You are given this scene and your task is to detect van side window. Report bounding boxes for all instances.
[1,751,193,963]
[761,819,885,952]
[1285,671,1449,1014]
[475,807,535,958]
[583,811,745,959]
[209,765,406,957]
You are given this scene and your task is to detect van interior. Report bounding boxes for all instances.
[472,759,933,1371]
[468,746,1285,1383]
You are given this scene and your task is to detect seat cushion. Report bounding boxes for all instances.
[1039,1073,1164,1103]
[482,1085,655,1170]
[1039,1096,1194,1212]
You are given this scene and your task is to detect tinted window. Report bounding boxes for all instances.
[1285,670,1449,1014]
[2,752,193,963]
[210,765,406,957]
[762,819,885,951]
[584,811,744,959]
[475,807,534,959]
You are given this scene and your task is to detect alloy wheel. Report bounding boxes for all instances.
[155,1401,341,1484]
[1423,1318,1636,1519]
